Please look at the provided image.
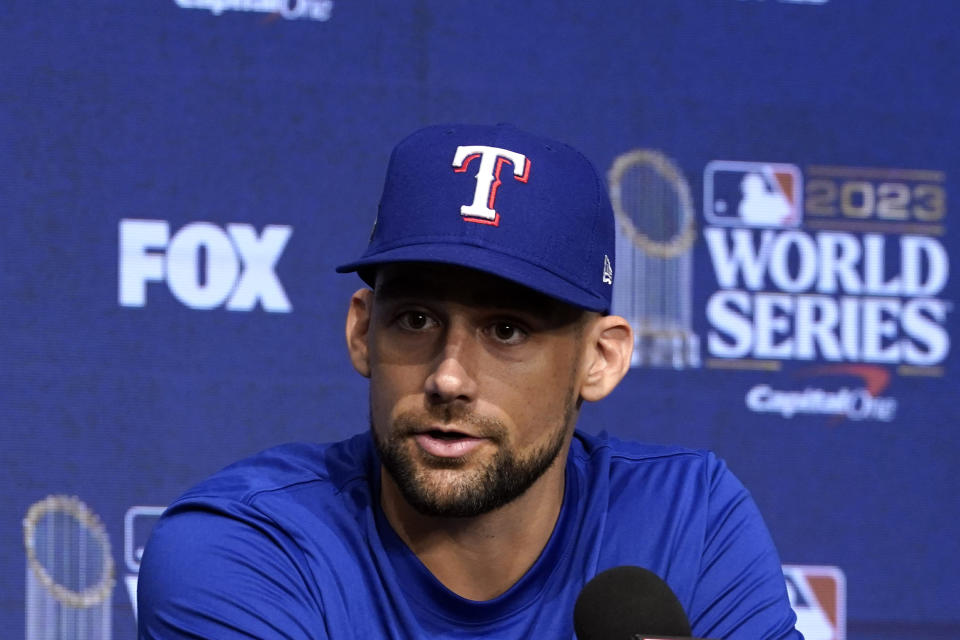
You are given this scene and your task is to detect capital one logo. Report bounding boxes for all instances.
[452,145,530,226]
[119,219,292,312]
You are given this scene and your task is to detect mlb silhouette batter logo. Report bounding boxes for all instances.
[452,145,531,226]
[783,564,846,640]
[704,160,802,228]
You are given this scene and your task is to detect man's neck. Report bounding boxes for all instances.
[379,458,567,601]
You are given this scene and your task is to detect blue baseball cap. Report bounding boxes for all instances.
[336,123,615,313]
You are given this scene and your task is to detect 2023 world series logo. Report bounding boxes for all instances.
[610,153,952,422]
[703,161,949,370]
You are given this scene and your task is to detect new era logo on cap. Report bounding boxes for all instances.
[452,145,531,226]
[336,123,616,313]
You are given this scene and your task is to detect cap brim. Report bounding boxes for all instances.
[336,243,609,312]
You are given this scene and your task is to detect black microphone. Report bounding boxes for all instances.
[573,566,712,640]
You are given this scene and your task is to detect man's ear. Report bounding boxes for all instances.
[579,314,633,402]
[345,288,374,378]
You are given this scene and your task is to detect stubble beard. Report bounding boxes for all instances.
[372,395,577,518]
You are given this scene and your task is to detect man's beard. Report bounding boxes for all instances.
[372,397,576,518]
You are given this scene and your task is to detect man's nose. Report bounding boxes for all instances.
[424,323,478,405]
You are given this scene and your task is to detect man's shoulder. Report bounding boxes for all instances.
[572,429,719,472]
[174,431,375,508]
[139,433,379,638]
[570,429,738,509]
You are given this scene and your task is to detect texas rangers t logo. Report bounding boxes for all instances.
[452,145,531,226]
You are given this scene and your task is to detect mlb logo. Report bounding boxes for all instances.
[124,505,166,618]
[783,564,846,640]
[704,160,802,228]
[124,505,166,573]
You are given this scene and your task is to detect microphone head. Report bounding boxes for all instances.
[573,566,692,640]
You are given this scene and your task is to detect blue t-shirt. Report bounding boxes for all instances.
[138,431,801,639]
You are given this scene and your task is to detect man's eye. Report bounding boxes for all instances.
[397,311,435,331]
[490,321,527,345]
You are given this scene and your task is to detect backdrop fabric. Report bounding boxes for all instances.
[3,2,957,639]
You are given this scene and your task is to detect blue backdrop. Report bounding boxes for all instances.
[3,2,957,639]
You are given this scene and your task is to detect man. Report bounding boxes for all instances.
[138,123,802,638]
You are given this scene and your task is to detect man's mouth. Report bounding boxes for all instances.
[424,429,472,440]
[413,429,486,458]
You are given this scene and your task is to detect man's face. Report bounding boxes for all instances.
[362,262,589,518]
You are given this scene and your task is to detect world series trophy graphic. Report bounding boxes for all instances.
[23,495,115,640]
[608,150,700,368]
